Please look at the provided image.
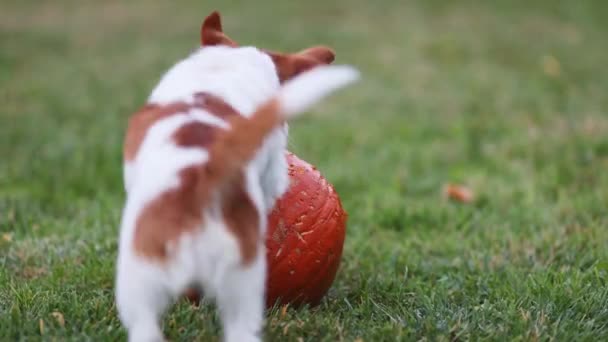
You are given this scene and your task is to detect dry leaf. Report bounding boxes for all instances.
[51,311,65,327]
[21,267,49,279]
[280,305,288,319]
[39,319,45,335]
[283,322,292,335]
[520,308,530,322]
[542,55,561,77]
[355,339,364,342]
[444,184,474,203]
[2,233,12,242]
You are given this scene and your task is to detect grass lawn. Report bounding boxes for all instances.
[2,0,608,340]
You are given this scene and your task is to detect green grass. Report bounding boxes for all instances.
[2,0,608,340]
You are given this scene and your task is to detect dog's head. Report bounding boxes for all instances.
[200,11,335,83]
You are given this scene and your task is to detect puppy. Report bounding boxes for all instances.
[115,12,358,342]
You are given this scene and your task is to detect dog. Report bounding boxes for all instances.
[115,12,358,341]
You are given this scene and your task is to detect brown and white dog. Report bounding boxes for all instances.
[115,12,358,342]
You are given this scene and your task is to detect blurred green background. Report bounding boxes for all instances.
[1,0,607,340]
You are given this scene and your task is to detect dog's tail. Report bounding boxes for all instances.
[203,65,359,186]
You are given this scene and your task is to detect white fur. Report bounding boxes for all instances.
[116,45,358,342]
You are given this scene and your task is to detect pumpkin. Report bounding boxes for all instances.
[265,152,347,307]
[184,152,347,308]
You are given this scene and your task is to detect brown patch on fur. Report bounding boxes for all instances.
[133,166,202,259]
[130,94,282,264]
[123,102,190,161]
[124,93,239,162]
[219,174,260,264]
[193,92,239,120]
[173,121,217,149]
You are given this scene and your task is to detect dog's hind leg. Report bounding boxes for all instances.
[215,252,266,342]
[116,252,170,342]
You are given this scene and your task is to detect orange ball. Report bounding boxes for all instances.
[265,152,347,307]
[183,152,347,308]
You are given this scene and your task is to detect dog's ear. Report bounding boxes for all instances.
[201,11,237,47]
[296,46,335,64]
[266,52,321,83]
[267,46,336,83]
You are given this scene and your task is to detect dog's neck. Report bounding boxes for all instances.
[147,46,280,117]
